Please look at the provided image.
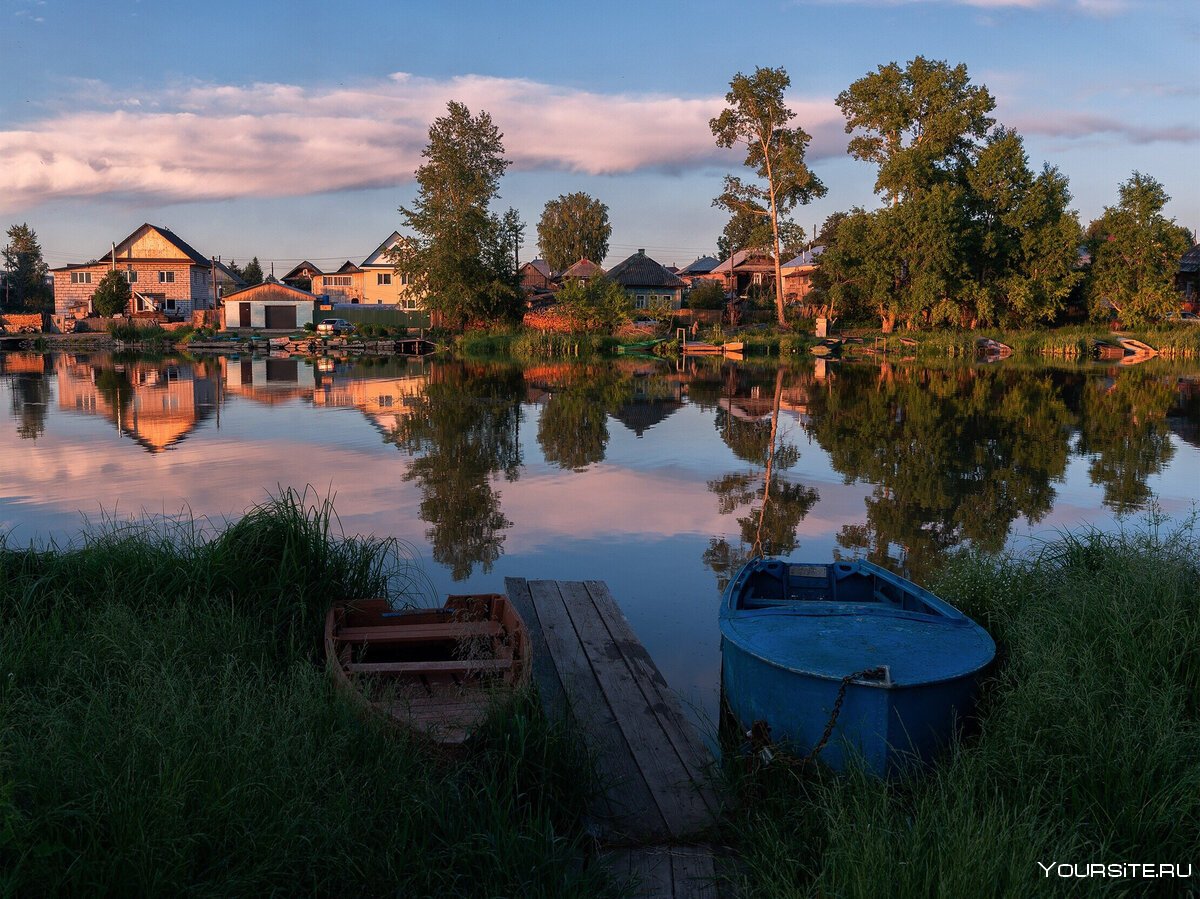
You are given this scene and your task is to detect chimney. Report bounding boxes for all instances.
[638,248,645,255]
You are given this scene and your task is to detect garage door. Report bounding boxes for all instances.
[263,305,296,330]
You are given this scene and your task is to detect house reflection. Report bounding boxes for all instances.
[310,358,431,431]
[54,353,219,453]
[219,355,315,405]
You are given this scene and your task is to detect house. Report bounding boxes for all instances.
[677,256,720,288]
[280,261,321,292]
[1179,244,1200,306]
[781,246,826,308]
[223,281,316,331]
[51,223,241,318]
[561,258,605,283]
[310,232,422,309]
[706,249,778,298]
[606,249,686,310]
[519,259,555,293]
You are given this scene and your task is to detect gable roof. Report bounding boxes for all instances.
[362,231,404,267]
[521,259,553,279]
[223,281,317,302]
[680,256,720,275]
[711,248,777,275]
[330,261,362,274]
[606,250,685,289]
[1181,243,1200,274]
[562,258,605,279]
[101,223,210,265]
[281,260,321,281]
[782,246,826,269]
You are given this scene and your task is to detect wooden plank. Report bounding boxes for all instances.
[603,846,673,898]
[505,577,566,719]
[671,846,720,899]
[345,659,511,675]
[584,581,722,821]
[526,579,668,843]
[557,581,714,840]
[336,621,501,643]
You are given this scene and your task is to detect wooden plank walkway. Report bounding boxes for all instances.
[506,578,727,897]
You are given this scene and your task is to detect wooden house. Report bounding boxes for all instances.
[310,232,422,309]
[1179,244,1200,307]
[280,261,321,292]
[606,249,685,310]
[706,249,778,298]
[677,256,720,288]
[223,281,316,331]
[781,246,825,308]
[51,223,241,319]
[561,258,605,283]
[519,259,555,293]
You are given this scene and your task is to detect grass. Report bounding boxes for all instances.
[108,320,170,343]
[886,324,1200,360]
[727,515,1200,897]
[0,489,611,897]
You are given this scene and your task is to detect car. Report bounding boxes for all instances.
[1165,311,1200,324]
[316,318,354,335]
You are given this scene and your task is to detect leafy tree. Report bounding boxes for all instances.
[10,368,50,440]
[836,56,995,205]
[536,193,612,272]
[1086,172,1191,325]
[711,66,827,326]
[717,206,805,262]
[91,269,131,317]
[501,207,526,272]
[555,275,632,333]
[391,101,523,331]
[815,211,849,248]
[242,257,264,286]
[2,224,51,311]
[687,281,727,310]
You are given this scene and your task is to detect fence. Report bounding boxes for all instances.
[317,304,431,330]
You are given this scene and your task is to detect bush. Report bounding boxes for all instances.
[687,281,727,310]
[91,270,132,317]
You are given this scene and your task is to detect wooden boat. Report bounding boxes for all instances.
[1117,337,1157,358]
[722,341,745,354]
[720,558,994,775]
[617,338,664,355]
[1092,340,1125,361]
[325,594,530,745]
[976,337,1013,359]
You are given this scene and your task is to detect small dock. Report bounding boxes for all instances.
[505,578,725,897]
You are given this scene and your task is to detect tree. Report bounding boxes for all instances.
[501,207,526,272]
[1086,172,1191,326]
[717,206,805,262]
[242,257,264,286]
[711,66,827,326]
[91,269,131,317]
[687,280,727,310]
[536,192,612,272]
[3,224,51,311]
[391,102,523,331]
[555,275,632,333]
[836,56,995,205]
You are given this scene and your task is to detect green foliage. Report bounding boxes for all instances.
[242,256,264,286]
[717,207,805,262]
[0,492,608,896]
[687,280,727,310]
[730,519,1200,898]
[555,275,632,333]
[391,102,523,332]
[1086,172,1192,326]
[91,269,133,317]
[107,320,167,342]
[711,66,827,325]
[536,192,612,272]
[2,223,51,312]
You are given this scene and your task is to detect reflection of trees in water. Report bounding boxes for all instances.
[704,367,820,592]
[535,365,636,471]
[386,362,525,580]
[1076,370,1176,515]
[807,365,1072,581]
[9,372,52,441]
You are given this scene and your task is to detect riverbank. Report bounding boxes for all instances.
[727,518,1199,897]
[0,492,612,897]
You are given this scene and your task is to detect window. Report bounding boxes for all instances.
[400,298,421,310]
[124,270,138,284]
[71,271,92,284]
[164,298,177,312]
[158,271,175,284]
[400,273,411,286]
[377,273,392,286]
[327,275,352,286]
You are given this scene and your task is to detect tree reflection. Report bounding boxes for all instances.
[806,365,1072,581]
[385,361,525,580]
[704,366,820,591]
[8,370,51,441]
[1077,369,1176,514]
[534,364,635,471]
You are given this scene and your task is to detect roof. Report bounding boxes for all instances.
[100,223,210,266]
[782,246,826,269]
[711,248,777,275]
[606,250,685,289]
[328,261,362,274]
[223,281,317,302]
[362,232,405,267]
[680,256,720,275]
[1181,244,1200,274]
[561,258,605,279]
[281,261,321,280]
[521,259,553,279]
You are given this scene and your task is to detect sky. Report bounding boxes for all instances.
[1,0,1196,272]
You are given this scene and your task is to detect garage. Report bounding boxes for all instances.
[223,282,315,331]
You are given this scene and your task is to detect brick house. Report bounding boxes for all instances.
[310,232,422,309]
[51,223,241,318]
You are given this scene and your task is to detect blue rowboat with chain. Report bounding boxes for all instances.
[719,558,995,776]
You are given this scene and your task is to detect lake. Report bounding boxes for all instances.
[2,349,1198,733]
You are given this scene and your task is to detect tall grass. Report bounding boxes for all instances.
[893,325,1200,360]
[0,490,609,897]
[728,516,1200,897]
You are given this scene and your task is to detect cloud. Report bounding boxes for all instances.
[0,73,847,208]
[1011,111,1200,145]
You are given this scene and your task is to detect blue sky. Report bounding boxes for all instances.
[1,0,1196,271]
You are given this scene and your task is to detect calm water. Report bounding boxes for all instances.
[3,349,1198,732]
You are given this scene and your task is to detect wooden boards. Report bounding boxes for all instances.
[505,578,721,845]
[601,844,721,899]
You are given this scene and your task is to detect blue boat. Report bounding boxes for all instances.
[720,558,995,775]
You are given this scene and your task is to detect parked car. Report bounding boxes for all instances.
[316,318,354,335]
[1165,311,1200,324]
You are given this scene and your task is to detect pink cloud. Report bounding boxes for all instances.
[0,73,847,208]
[1011,111,1200,145]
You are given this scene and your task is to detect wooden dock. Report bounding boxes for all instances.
[505,578,725,897]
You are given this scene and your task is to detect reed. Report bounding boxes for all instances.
[0,490,610,897]
[727,515,1200,897]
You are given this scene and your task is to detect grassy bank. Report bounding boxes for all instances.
[0,492,610,897]
[729,518,1200,897]
[882,325,1200,360]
